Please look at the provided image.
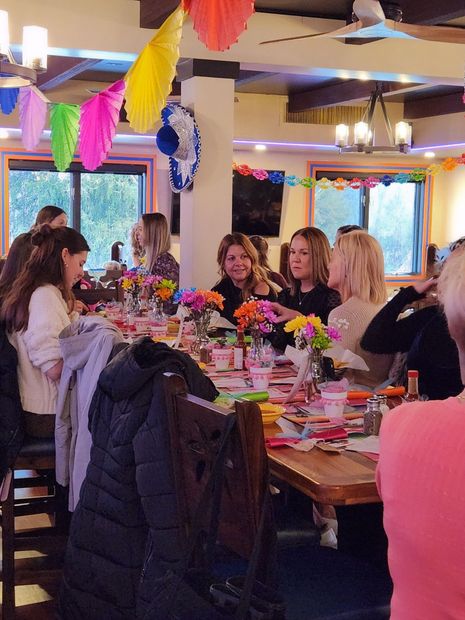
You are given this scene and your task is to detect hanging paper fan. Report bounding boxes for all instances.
[124,6,183,134]
[19,87,49,150]
[50,103,80,172]
[79,79,126,171]
[0,87,19,114]
[182,0,255,51]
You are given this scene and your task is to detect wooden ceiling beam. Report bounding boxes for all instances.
[404,91,464,119]
[38,57,101,91]
[288,80,416,113]
[139,0,180,29]
[401,0,465,25]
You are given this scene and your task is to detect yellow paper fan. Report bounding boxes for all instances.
[124,7,184,134]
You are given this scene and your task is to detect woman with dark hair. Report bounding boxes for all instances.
[1,225,90,437]
[138,212,179,284]
[34,205,68,228]
[270,227,341,349]
[249,235,288,289]
[0,232,33,303]
[212,232,278,325]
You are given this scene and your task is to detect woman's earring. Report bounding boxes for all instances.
[64,262,69,268]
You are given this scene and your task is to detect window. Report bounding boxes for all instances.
[8,160,146,269]
[311,167,428,276]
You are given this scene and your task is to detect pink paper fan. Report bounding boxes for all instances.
[79,79,126,171]
[19,87,48,151]
[182,0,255,51]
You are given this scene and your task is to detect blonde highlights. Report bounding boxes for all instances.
[141,213,171,273]
[216,233,276,300]
[334,231,386,304]
[438,246,465,347]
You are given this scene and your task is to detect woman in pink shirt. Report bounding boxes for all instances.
[377,245,465,619]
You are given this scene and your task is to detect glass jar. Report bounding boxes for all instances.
[363,396,382,436]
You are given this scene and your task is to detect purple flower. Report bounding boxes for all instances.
[304,323,315,339]
[326,326,341,341]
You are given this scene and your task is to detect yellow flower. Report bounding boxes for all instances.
[284,315,308,334]
[307,316,323,330]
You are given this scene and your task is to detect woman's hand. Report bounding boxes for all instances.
[45,359,63,382]
[413,277,437,296]
[74,299,89,314]
[269,302,302,323]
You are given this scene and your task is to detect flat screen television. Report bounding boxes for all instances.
[170,169,285,237]
[232,169,284,237]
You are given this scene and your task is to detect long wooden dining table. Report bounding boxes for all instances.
[205,359,382,508]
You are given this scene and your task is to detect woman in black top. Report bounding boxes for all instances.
[361,279,462,400]
[270,227,341,351]
[212,233,278,325]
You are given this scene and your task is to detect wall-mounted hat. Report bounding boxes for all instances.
[156,104,201,193]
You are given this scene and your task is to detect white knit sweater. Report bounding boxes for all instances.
[9,285,73,415]
[328,296,393,389]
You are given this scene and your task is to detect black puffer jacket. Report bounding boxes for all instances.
[0,323,24,481]
[58,339,218,620]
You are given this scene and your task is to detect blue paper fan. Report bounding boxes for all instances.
[0,86,19,114]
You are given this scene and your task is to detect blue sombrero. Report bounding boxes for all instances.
[156,104,201,193]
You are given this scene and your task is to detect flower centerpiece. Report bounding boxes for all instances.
[284,314,341,402]
[233,298,277,367]
[118,267,148,314]
[174,288,224,353]
[144,275,177,323]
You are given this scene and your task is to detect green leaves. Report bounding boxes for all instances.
[50,103,80,171]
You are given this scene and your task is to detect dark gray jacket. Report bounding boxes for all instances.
[58,338,218,620]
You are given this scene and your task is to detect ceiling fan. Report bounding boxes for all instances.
[261,0,465,45]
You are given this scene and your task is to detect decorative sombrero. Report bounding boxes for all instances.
[156,104,201,193]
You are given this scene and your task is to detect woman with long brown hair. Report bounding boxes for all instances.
[138,212,179,285]
[270,227,341,350]
[34,205,68,228]
[1,225,90,437]
[212,232,278,325]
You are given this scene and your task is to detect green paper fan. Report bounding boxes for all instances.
[50,103,80,171]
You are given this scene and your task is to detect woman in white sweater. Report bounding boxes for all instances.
[327,230,393,388]
[1,225,90,437]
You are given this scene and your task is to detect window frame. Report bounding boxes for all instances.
[1,148,157,253]
[307,161,433,285]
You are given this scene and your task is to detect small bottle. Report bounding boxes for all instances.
[364,396,382,436]
[234,328,246,370]
[199,343,210,364]
[404,370,419,402]
[377,394,389,415]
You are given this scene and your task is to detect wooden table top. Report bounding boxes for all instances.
[263,423,380,506]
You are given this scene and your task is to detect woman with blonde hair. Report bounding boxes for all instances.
[327,230,392,387]
[139,213,179,285]
[212,232,278,325]
[377,245,465,618]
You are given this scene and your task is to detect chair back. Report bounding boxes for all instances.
[164,373,272,563]
[74,284,124,305]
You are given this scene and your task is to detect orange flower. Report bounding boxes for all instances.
[442,157,458,172]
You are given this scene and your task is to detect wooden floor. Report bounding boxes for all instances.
[1,478,63,619]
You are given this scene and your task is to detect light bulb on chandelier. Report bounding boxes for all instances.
[335,83,412,154]
[0,9,48,88]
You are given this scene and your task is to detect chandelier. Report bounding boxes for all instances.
[0,9,47,88]
[335,83,412,154]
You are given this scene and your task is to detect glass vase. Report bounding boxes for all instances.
[151,297,167,325]
[191,312,211,355]
[247,327,265,367]
[303,348,324,404]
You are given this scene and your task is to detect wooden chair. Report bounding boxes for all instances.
[0,436,68,620]
[279,242,289,281]
[74,283,124,306]
[164,372,274,582]
[164,373,393,619]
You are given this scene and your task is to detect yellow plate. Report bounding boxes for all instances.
[258,403,285,424]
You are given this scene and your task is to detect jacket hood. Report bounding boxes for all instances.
[98,338,218,402]
[59,316,124,370]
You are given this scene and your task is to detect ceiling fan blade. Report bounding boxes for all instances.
[393,21,465,45]
[260,32,331,45]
